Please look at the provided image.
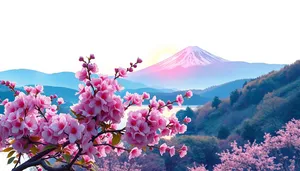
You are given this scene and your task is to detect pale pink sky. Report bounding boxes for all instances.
[0,0,299,75]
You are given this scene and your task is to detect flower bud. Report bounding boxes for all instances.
[86,81,92,86]
[90,54,95,59]
[167,104,173,110]
[5,81,10,86]
[133,64,137,68]
[0,80,5,85]
[128,67,134,72]
[82,63,88,68]
[137,57,143,63]
[79,56,84,61]
[10,82,16,89]
[114,68,119,73]
[15,90,20,96]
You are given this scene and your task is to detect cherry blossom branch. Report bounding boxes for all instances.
[66,145,83,170]
[114,58,142,80]
[91,127,126,142]
[13,141,70,171]
[94,143,130,152]
[13,153,22,169]
[35,106,48,122]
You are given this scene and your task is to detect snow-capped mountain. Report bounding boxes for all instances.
[153,46,227,70]
[127,46,285,89]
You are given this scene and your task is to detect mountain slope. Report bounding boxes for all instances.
[197,79,252,98]
[177,60,300,141]
[127,46,285,89]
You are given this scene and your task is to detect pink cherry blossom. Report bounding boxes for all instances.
[88,63,99,73]
[65,119,85,143]
[176,94,184,106]
[185,90,193,98]
[57,97,65,105]
[159,143,168,155]
[1,98,9,105]
[118,67,127,77]
[179,145,188,158]
[75,68,88,81]
[142,92,150,99]
[183,116,192,124]
[49,114,68,135]
[168,146,175,157]
[129,147,142,160]
[149,96,159,109]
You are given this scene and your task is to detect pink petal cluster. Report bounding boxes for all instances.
[124,109,157,147]
[124,92,145,106]
[71,75,125,124]
[129,147,142,160]
[57,97,65,105]
[203,119,300,171]
[167,114,188,135]
[159,143,177,157]
[183,116,192,124]
[176,94,184,106]
[185,90,193,98]
[179,144,188,158]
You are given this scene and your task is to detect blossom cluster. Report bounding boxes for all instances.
[190,119,300,171]
[0,55,193,170]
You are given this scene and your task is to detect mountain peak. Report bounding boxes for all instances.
[153,46,228,70]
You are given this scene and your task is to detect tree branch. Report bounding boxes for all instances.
[91,127,125,142]
[94,143,130,152]
[12,141,70,171]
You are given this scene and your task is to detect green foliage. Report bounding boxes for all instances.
[211,96,221,109]
[242,81,248,88]
[176,107,197,134]
[192,60,300,143]
[217,126,230,139]
[239,120,260,143]
[164,136,220,171]
[230,89,241,106]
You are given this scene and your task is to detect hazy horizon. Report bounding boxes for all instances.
[1,0,300,75]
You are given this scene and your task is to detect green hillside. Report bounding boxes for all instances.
[178,60,300,142]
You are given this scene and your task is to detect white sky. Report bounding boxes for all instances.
[0,0,299,75]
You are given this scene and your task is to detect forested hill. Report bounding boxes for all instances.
[178,60,300,142]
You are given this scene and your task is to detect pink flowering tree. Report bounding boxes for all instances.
[0,55,193,171]
[190,119,300,171]
[94,153,141,171]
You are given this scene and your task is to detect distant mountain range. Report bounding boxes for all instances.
[0,69,149,90]
[0,45,288,110]
[127,46,285,89]
[195,79,252,98]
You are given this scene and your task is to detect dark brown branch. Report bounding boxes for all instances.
[12,141,70,171]
[91,127,126,142]
[66,144,82,170]
[13,153,21,169]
